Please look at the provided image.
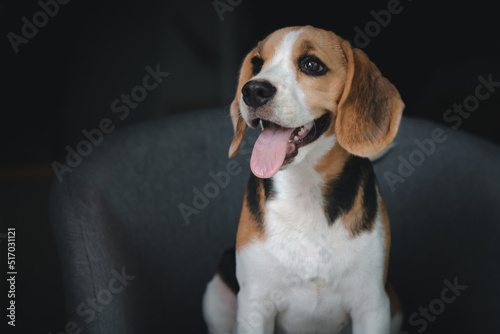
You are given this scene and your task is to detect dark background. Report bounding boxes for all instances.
[1,0,499,333]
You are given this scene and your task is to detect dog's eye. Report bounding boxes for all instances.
[251,56,264,75]
[299,55,328,76]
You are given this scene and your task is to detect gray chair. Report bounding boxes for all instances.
[50,108,500,334]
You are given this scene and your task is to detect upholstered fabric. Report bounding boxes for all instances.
[50,108,500,333]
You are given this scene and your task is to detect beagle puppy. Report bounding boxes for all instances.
[203,25,404,334]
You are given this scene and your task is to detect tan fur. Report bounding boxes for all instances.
[386,282,402,317]
[292,27,348,121]
[229,99,247,158]
[256,26,300,60]
[235,200,263,252]
[314,142,350,179]
[342,177,377,237]
[380,197,392,284]
[229,51,252,157]
[336,40,404,157]
[235,182,267,252]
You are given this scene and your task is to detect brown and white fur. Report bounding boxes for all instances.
[203,26,404,334]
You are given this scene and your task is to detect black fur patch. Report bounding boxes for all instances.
[262,177,275,200]
[216,247,239,294]
[359,164,377,234]
[324,156,378,235]
[246,174,273,230]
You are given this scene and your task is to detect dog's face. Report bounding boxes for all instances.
[229,26,404,178]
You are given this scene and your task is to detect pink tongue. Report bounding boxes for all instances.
[250,126,293,178]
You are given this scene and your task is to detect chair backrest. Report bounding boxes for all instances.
[375,116,500,333]
[50,109,500,333]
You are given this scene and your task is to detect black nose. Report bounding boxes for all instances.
[242,80,276,108]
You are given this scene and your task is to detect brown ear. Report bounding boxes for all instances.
[228,50,256,158]
[228,98,247,158]
[336,40,404,157]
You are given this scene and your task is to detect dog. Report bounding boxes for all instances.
[203,25,404,334]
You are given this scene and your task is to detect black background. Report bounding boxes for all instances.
[1,0,499,333]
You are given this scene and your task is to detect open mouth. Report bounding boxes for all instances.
[249,113,331,179]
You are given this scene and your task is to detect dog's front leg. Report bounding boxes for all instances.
[350,291,391,334]
[235,290,277,334]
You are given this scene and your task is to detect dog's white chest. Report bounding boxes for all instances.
[264,163,373,279]
[236,166,384,334]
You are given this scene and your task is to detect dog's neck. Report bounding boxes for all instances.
[267,138,377,236]
[240,133,378,247]
[264,138,349,218]
[273,137,351,192]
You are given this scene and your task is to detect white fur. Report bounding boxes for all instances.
[203,275,237,334]
[239,28,314,129]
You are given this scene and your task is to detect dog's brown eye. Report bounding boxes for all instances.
[299,55,328,76]
[305,61,321,72]
[251,56,264,75]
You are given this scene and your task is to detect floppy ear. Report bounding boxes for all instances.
[228,98,247,158]
[336,40,404,157]
[228,50,256,158]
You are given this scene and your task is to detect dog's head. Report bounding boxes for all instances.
[229,26,404,178]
